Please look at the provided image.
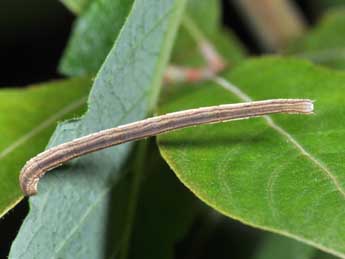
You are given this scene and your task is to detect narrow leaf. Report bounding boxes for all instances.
[59,0,134,76]
[9,0,186,258]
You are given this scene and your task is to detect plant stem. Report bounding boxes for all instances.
[20,99,313,196]
[232,0,307,51]
[164,17,226,84]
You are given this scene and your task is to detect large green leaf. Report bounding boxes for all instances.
[158,57,345,258]
[286,8,345,69]
[0,77,91,218]
[9,0,186,258]
[59,0,134,76]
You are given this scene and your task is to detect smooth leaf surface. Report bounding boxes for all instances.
[0,77,91,218]
[9,0,186,258]
[158,57,345,258]
[184,0,219,35]
[286,9,345,69]
[59,0,134,76]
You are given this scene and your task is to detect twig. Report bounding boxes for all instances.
[232,0,307,51]
[20,99,313,196]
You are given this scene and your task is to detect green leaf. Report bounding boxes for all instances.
[60,0,93,14]
[59,0,134,76]
[0,77,91,218]
[95,140,198,259]
[172,20,245,67]
[9,0,186,258]
[171,0,245,67]
[60,0,245,76]
[184,0,220,35]
[252,233,338,259]
[286,8,345,69]
[158,57,345,258]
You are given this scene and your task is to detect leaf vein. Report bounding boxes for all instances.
[0,96,87,160]
[213,76,345,200]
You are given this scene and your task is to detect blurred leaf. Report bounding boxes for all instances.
[60,0,93,14]
[253,234,316,259]
[60,0,246,76]
[128,1,244,257]
[158,57,345,258]
[127,143,198,259]
[59,0,134,76]
[252,233,339,259]
[184,0,219,35]
[286,8,345,69]
[171,0,245,67]
[9,0,186,258]
[318,0,345,10]
[314,251,344,259]
[0,77,91,218]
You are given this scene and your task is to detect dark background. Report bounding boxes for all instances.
[0,0,336,258]
[0,0,322,87]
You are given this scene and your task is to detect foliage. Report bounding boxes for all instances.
[158,58,345,258]
[1,0,345,258]
[286,8,345,69]
[0,77,91,218]
[9,0,186,258]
